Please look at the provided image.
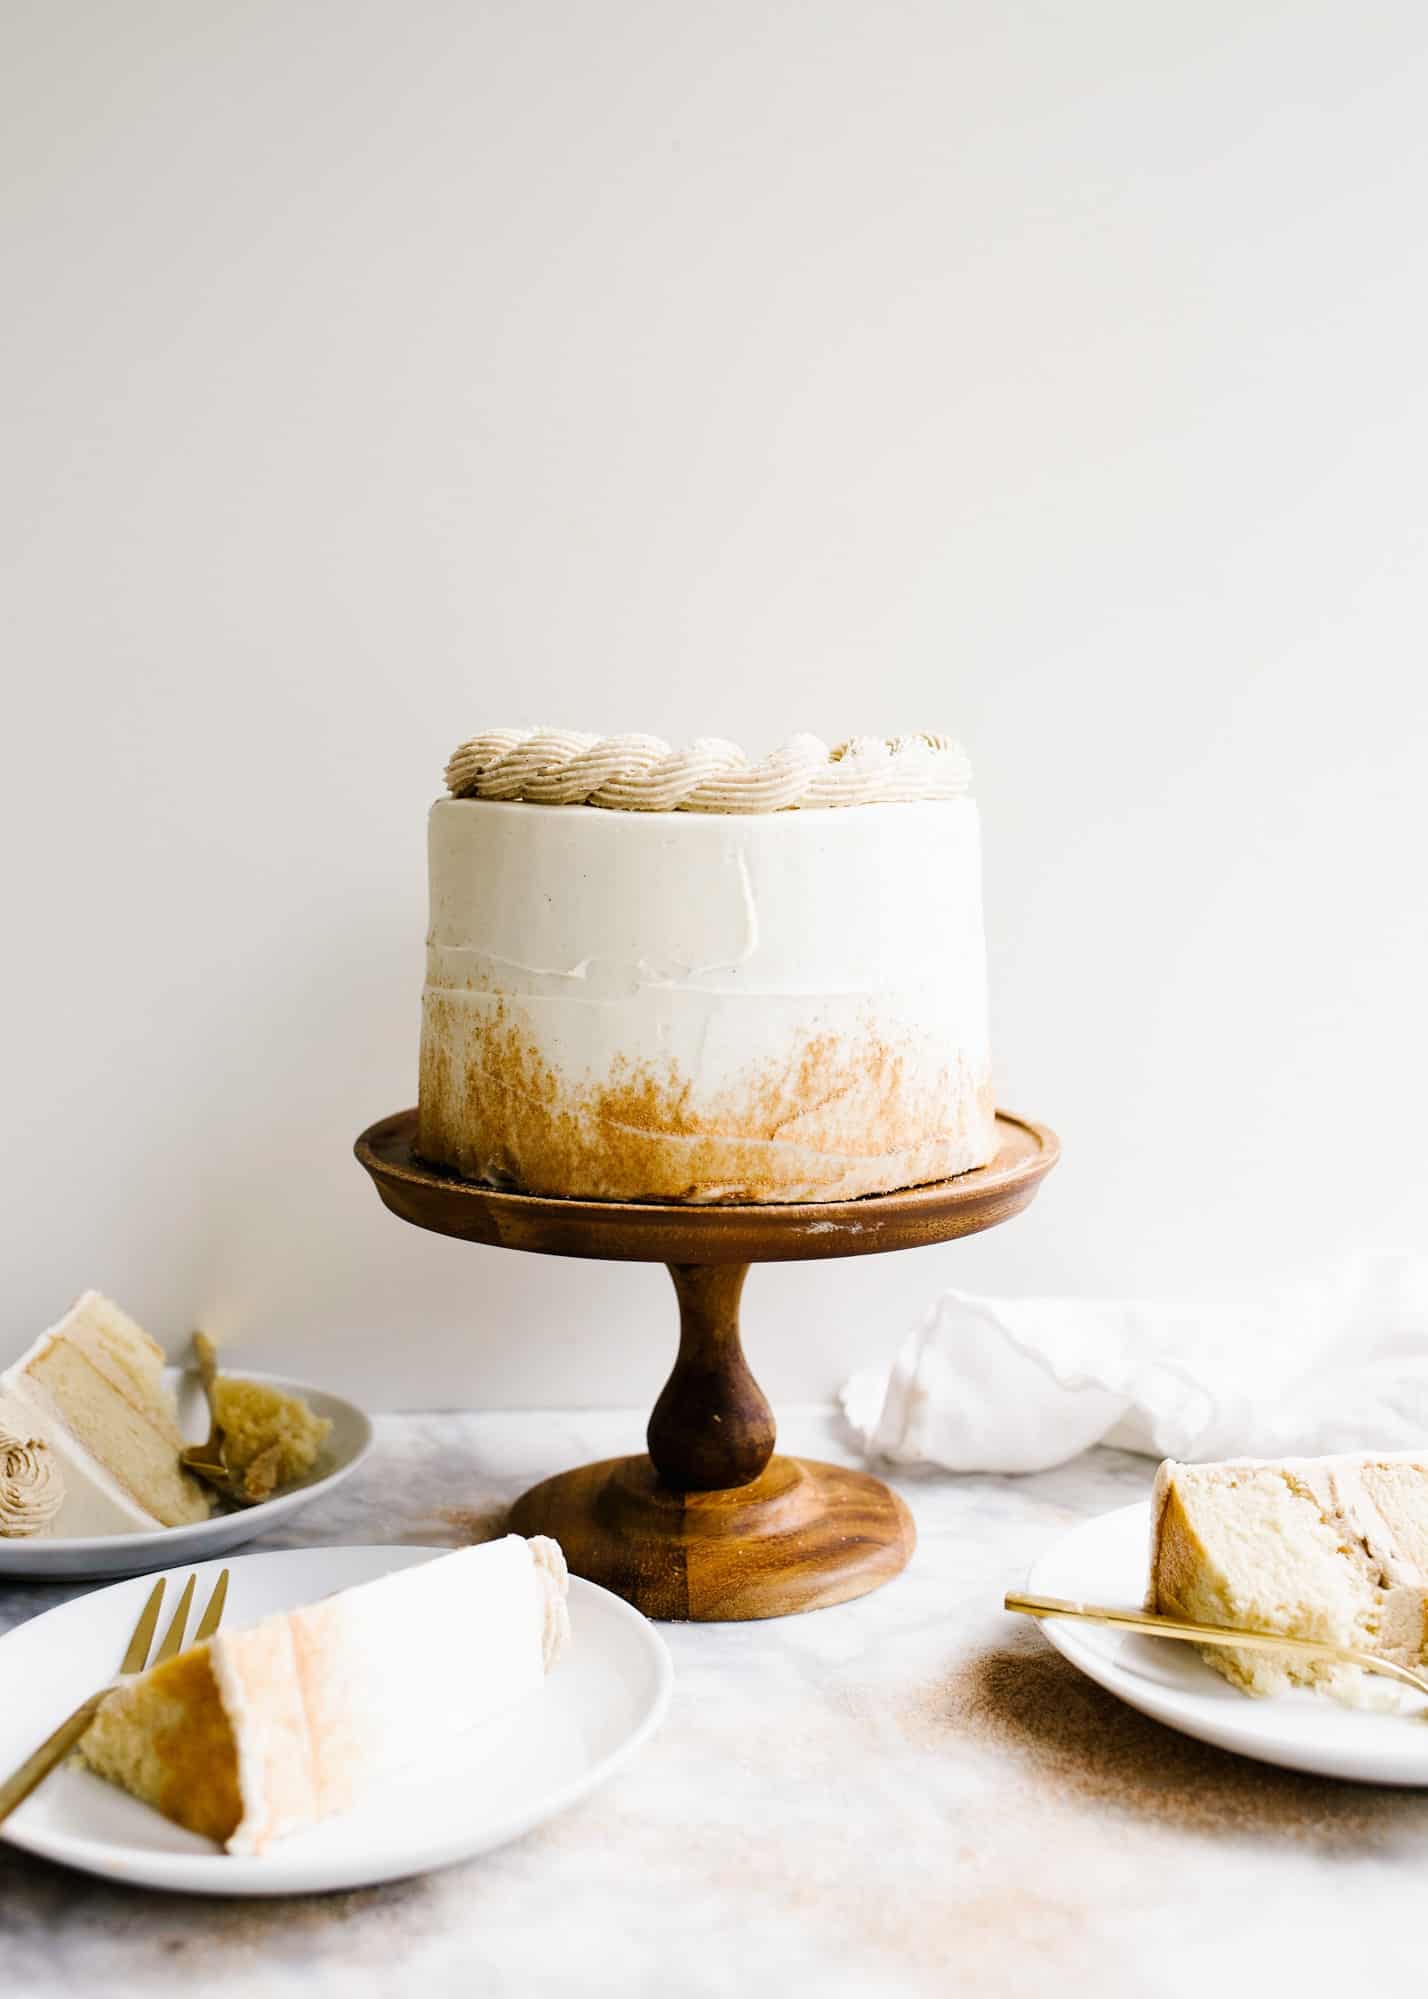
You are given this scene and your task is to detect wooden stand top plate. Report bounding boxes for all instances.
[354,1108,1059,1265]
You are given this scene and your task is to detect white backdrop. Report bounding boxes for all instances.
[5,0,1425,1411]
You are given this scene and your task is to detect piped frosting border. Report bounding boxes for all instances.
[444,729,971,813]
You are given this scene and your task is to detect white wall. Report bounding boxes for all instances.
[5,0,1425,1412]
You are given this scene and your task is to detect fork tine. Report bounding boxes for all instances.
[151,1574,197,1665]
[193,1569,229,1644]
[119,1578,167,1676]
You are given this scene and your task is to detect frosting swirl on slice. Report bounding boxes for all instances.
[0,1423,64,1537]
[444,730,971,812]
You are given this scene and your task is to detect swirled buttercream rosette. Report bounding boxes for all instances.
[0,1423,64,1537]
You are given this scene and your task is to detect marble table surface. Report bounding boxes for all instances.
[3,1406,1426,1998]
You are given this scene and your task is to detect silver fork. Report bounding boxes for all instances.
[0,1567,230,1825]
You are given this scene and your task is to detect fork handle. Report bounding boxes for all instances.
[1004,1591,1428,1694]
[1005,1590,1321,1652]
[0,1689,108,1826]
[1010,1590,1359,1659]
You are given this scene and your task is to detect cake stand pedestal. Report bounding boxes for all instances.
[355,1109,1058,1622]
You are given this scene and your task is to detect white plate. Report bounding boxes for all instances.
[1027,1500,1428,1787]
[0,1371,373,1579]
[0,1543,674,1893]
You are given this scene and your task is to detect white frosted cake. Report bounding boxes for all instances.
[1150,1454,1428,1697]
[418,729,997,1203]
[0,1292,210,1537]
[82,1535,570,1853]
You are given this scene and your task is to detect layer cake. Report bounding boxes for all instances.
[418,729,996,1203]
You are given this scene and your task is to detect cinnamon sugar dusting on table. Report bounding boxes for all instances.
[929,1634,1428,1850]
[517,1679,1132,1998]
[427,1505,510,1545]
[417,991,992,1202]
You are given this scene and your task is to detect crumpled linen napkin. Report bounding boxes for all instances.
[839,1252,1428,1473]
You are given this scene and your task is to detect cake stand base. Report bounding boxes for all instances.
[509,1452,914,1622]
[356,1107,1058,1623]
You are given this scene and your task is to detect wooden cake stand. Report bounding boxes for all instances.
[355,1108,1059,1622]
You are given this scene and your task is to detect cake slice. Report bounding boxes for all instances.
[0,1293,211,1536]
[1149,1454,1428,1696]
[81,1535,570,1853]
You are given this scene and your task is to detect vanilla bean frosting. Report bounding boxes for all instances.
[0,1422,64,1537]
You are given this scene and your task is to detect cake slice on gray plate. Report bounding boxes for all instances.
[0,1292,211,1537]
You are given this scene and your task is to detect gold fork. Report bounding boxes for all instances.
[1006,1590,1428,1699]
[0,1567,230,1825]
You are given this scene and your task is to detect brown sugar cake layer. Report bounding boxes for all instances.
[1149,1455,1428,1698]
[419,731,995,1203]
[81,1536,570,1853]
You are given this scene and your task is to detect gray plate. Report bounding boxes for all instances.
[0,1369,374,1579]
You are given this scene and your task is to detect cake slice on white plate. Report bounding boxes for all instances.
[0,1292,211,1537]
[80,1535,571,1853]
[1149,1454,1428,1697]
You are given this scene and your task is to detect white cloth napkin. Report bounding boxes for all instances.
[839,1251,1428,1472]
